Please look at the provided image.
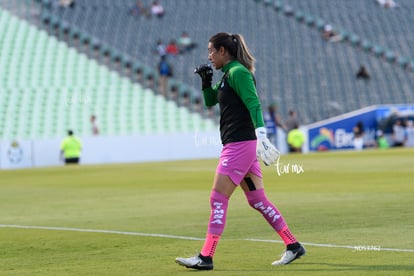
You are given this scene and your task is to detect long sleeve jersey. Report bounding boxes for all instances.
[202,60,265,145]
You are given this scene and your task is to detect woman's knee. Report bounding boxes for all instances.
[212,173,237,197]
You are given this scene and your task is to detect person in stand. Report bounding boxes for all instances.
[60,130,82,165]
[90,114,100,135]
[157,55,173,96]
[285,109,299,132]
[353,121,365,150]
[175,32,305,271]
[58,0,75,8]
[376,130,389,149]
[287,124,305,153]
[392,119,406,147]
[404,120,414,147]
[154,39,166,57]
[150,1,165,18]
[130,0,149,17]
[264,104,286,148]
[356,65,370,80]
[177,31,197,53]
[166,39,179,56]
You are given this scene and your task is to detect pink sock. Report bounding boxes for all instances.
[277,225,298,245]
[206,190,229,235]
[200,190,229,257]
[200,234,221,257]
[245,189,297,245]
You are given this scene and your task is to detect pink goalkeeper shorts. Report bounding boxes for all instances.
[216,140,262,185]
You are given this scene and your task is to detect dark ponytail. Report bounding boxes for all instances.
[209,32,256,73]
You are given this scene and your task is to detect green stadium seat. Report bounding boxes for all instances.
[0,7,218,139]
[349,33,361,46]
[263,0,273,6]
[397,56,409,68]
[361,40,372,52]
[315,18,325,31]
[13,0,414,134]
[372,45,385,57]
[385,50,396,63]
[273,1,284,11]
[304,15,315,26]
[294,10,305,22]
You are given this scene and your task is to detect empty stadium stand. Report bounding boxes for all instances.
[0,6,216,139]
[1,0,414,140]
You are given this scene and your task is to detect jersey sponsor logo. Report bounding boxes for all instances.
[211,202,224,225]
[254,202,281,223]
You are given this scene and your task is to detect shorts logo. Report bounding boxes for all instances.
[221,159,229,167]
[233,169,243,176]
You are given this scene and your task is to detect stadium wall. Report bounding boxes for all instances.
[0,131,222,169]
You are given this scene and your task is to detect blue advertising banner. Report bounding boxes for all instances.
[376,105,414,134]
[307,105,414,151]
[308,108,377,151]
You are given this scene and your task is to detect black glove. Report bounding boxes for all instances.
[194,64,213,89]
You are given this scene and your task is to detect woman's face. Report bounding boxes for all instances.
[208,42,224,70]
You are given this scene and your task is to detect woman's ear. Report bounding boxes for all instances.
[219,46,226,56]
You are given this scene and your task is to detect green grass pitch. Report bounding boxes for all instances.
[0,148,413,275]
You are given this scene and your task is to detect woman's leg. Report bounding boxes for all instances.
[241,173,305,265]
[241,173,297,244]
[175,173,237,270]
[176,141,257,269]
[200,173,237,258]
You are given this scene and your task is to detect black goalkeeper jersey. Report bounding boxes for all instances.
[202,60,265,145]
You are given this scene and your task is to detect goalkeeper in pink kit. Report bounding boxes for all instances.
[175,32,305,270]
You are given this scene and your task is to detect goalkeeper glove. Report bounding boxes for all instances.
[194,64,213,89]
[255,127,280,166]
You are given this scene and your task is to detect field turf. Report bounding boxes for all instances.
[0,148,413,275]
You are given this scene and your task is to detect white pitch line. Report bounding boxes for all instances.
[244,238,414,252]
[0,224,204,241]
[1,224,413,253]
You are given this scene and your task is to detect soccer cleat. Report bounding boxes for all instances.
[175,254,214,270]
[272,243,306,266]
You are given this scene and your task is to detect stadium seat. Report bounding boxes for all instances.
[361,40,372,52]
[372,45,385,57]
[0,8,218,139]
[273,1,284,12]
[304,15,315,26]
[385,50,396,63]
[315,18,325,31]
[4,0,414,131]
[397,56,409,68]
[349,33,361,46]
[294,10,305,22]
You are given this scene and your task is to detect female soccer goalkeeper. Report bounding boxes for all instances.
[175,32,305,270]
